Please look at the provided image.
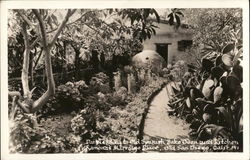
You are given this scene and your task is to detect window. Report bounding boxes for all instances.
[178,40,192,51]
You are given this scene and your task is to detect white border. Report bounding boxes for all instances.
[1,0,249,160]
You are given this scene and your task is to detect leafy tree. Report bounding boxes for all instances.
[184,9,242,58]
[8,8,161,114]
[167,8,184,29]
[56,9,160,78]
[9,9,76,114]
[117,9,160,42]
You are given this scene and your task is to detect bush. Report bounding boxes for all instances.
[102,76,168,145]
[9,113,70,153]
[67,75,168,153]
[9,71,168,153]
[71,109,98,138]
[9,113,38,153]
[90,72,111,94]
[39,80,90,115]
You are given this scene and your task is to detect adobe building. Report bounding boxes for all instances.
[143,19,193,64]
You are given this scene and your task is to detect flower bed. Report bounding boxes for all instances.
[69,76,168,153]
[9,71,168,153]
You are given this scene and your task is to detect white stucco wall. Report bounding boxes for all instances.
[143,22,193,64]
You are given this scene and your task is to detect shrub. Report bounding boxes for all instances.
[90,72,111,93]
[67,75,167,153]
[9,113,70,153]
[39,80,90,115]
[9,113,38,153]
[9,70,169,153]
[103,76,168,145]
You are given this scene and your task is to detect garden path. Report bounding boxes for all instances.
[143,81,190,150]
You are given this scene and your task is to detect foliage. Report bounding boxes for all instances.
[103,76,168,142]
[8,10,22,45]
[165,9,243,151]
[9,113,38,153]
[168,60,186,81]
[56,8,159,70]
[167,8,184,29]
[40,80,89,115]
[89,72,111,93]
[167,42,243,151]
[8,9,160,90]
[9,110,86,153]
[184,8,242,57]
[113,87,129,102]
[8,8,164,154]
[19,70,165,153]
[71,109,101,140]
[38,72,118,116]
[113,9,160,42]
[9,112,69,153]
[8,9,68,74]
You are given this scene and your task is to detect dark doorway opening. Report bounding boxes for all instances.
[155,43,171,64]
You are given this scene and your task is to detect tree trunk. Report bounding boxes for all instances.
[9,9,76,113]
[29,50,34,88]
[31,9,76,112]
[32,47,55,112]
[21,23,31,99]
[72,44,81,80]
[42,65,46,86]
[62,41,68,82]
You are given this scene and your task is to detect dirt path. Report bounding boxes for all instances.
[143,82,190,151]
